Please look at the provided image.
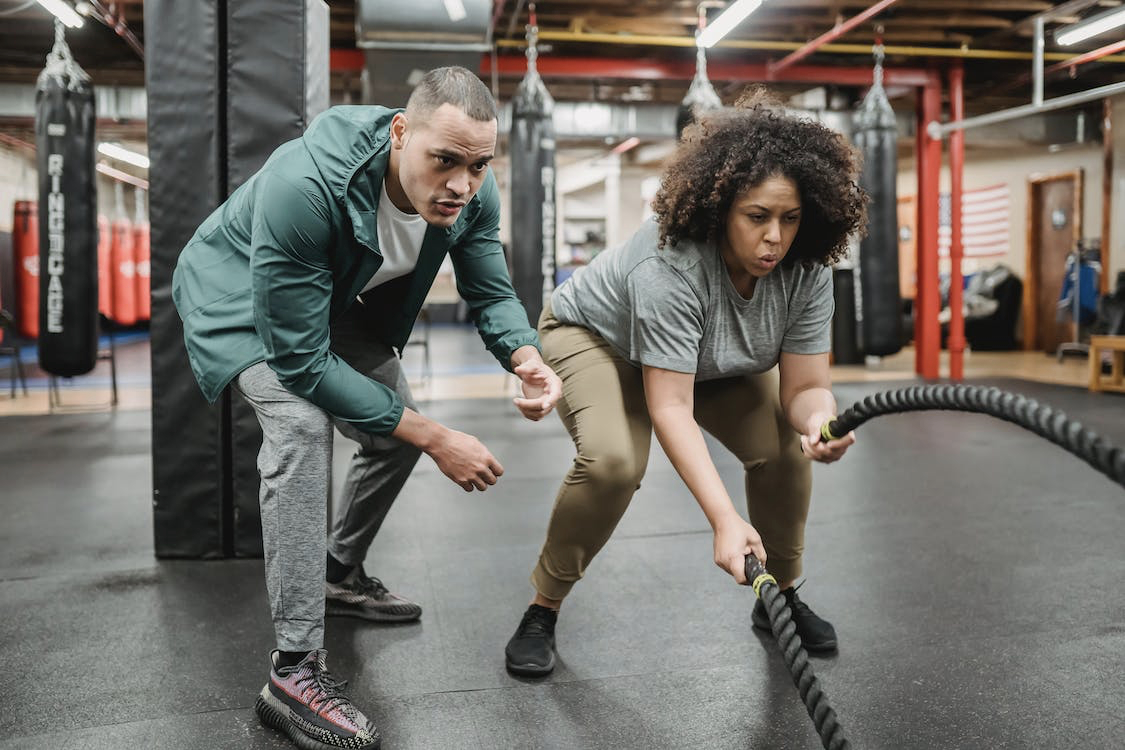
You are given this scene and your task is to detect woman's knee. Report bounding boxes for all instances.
[573,449,646,492]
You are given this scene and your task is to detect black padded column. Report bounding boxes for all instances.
[225,0,329,557]
[147,0,328,558]
[146,0,226,558]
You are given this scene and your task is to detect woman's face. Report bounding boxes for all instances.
[720,175,802,282]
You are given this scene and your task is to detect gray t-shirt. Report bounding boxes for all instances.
[550,218,833,380]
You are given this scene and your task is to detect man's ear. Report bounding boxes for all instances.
[390,112,408,149]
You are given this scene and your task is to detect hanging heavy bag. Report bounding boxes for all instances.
[676,47,723,138]
[35,22,99,376]
[97,215,112,318]
[509,25,556,328]
[852,47,903,357]
[12,200,39,339]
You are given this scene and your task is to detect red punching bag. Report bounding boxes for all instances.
[110,218,137,326]
[13,200,39,339]
[97,215,112,318]
[133,223,151,322]
[132,188,150,322]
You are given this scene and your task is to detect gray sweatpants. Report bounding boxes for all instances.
[234,302,421,652]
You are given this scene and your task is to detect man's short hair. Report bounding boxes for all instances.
[406,66,497,122]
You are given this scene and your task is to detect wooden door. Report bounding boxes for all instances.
[1026,172,1082,353]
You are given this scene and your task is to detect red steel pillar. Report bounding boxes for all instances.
[948,62,966,381]
[915,77,942,379]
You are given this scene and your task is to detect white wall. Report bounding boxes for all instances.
[1,145,145,230]
[0,146,37,232]
[897,141,1108,281]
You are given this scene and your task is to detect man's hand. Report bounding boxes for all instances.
[510,346,561,421]
[800,411,855,463]
[426,428,505,492]
[392,409,504,492]
[713,515,767,584]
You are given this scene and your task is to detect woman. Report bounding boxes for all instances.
[505,94,866,677]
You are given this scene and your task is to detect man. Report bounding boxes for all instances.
[172,66,561,750]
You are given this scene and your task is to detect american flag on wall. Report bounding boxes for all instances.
[938,184,1010,257]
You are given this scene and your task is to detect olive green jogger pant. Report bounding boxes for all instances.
[531,303,812,600]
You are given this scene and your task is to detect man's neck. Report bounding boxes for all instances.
[383,155,416,214]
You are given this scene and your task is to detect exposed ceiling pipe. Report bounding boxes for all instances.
[993,30,1125,94]
[975,0,1104,46]
[490,0,506,34]
[1045,36,1125,76]
[492,30,1125,64]
[1032,16,1044,106]
[83,0,144,59]
[928,77,1125,138]
[504,0,526,39]
[485,54,938,87]
[0,132,36,154]
[96,160,149,189]
[768,0,901,76]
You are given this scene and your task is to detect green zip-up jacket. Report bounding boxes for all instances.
[172,105,539,435]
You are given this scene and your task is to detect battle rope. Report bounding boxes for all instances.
[745,554,849,750]
[821,384,1125,490]
[749,383,1124,749]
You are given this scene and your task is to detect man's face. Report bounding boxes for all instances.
[389,103,497,227]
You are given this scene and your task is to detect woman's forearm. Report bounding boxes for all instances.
[649,404,741,530]
[784,385,837,435]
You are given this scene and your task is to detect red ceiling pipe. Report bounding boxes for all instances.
[487,54,940,86]
[87,0,144,59]
[1044,37,1125,76]
[0,132,35,154]
[915,76,943,379]
[331,50,938,87]
[491,0,507,33]
[768,0,901,77]
[948,61,966,381]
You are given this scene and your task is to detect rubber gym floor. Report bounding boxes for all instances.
[1,358,1123,748]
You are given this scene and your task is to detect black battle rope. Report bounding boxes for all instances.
[745,384,1125,749]
[822,383,1125,490]
[745,554,849,750]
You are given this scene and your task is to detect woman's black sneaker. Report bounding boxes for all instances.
[751,585,838,653]
[505,604,558,677]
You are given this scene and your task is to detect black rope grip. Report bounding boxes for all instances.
[745,554,850,750]
[822,384,1125,490]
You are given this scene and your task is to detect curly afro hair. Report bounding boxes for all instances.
[652,90,868,268]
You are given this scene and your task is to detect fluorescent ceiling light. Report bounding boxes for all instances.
[697,0,764,49]
[98,142,150,170]
[36,0,84,28]
[1055,6,1125,46]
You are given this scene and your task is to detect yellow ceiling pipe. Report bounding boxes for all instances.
[494,30,1125,64]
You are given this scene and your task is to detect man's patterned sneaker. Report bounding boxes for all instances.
[325,566,422,623]
[255,649,380,750]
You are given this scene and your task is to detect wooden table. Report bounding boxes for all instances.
[1089,335,1125,393]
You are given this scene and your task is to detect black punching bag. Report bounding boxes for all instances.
[852,50,902,357]
[509,24,556,327]
[35,23,98,376]
[676,46,723,138]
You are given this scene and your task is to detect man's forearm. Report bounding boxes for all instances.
[509,344,542,369]
[391,408,446,453]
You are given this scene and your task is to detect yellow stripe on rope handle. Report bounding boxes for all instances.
[820,419,840,443]
[752,572,777,598]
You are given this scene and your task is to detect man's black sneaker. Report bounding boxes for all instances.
[326,566,422,623]
[255,649,381,750]
[751,585,838,653]
[505,604,558,677]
